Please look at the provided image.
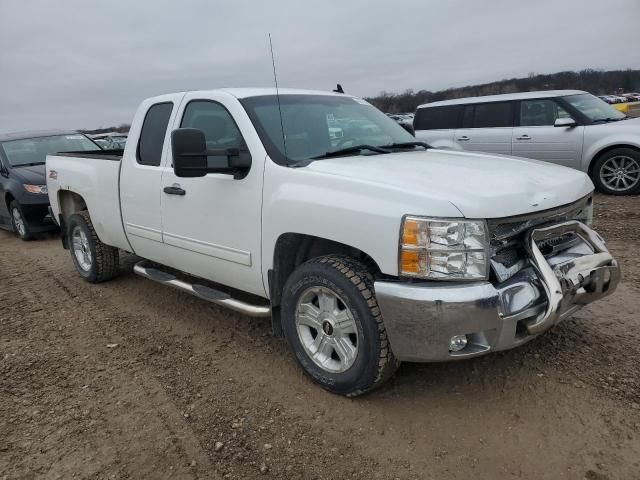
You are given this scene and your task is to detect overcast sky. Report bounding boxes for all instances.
[1,0,638,133]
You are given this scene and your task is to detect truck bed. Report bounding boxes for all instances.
[46,150,131,252]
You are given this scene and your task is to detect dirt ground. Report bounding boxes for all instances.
[1,193,639,480]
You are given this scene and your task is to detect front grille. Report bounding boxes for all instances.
[488,196,592,282]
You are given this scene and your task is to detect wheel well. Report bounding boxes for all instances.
[57,190,88,222]
[5,192,15,210]
[268,233,381,336]
[588,144,640,177]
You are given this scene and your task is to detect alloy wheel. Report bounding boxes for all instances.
[295,286,359,373]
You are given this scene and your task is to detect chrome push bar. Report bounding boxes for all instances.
[524,221,620,335]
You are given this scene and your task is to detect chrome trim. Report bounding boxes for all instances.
[133,260,270,318]
[524,221,619,334]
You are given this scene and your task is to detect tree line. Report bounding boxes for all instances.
[365,69,640,113]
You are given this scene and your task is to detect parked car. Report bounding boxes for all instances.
[46,88,619,396]
[414,90,640,195]
[0,130,100,239]
[622,93,640,102]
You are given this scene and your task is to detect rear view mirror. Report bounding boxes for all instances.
[171,128,208,177]
[554,118,577,128]
[171,128,252,179]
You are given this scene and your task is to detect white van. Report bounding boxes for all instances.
[414,90,640,195]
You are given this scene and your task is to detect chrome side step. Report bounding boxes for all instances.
[133,260,271,318]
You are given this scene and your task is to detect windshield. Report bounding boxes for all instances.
[1,134,98,167]
[240,94,416,164]
[562,93,626,122]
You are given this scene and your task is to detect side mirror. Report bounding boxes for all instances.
[554,118,577,128]
[171,128,208,177]
[171,128,252,179]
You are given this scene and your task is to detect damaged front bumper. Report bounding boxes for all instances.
[375,221,620,362]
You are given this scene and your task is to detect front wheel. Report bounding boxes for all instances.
[281,255,399,397]
[67,211,119,283]
[591,148,640,195]
[10,201,33,241]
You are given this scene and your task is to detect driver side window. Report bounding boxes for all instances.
[520,99,571,127]
[181,101,246,168]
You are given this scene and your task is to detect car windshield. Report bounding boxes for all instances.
[562,93,626,122]
[240,94,417,164]
[2,134,98,167]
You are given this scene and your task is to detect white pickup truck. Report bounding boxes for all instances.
[46,88,620,396]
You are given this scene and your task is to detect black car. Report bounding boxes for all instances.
[0,130,100,240]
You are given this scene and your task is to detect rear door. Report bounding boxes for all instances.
[454,102,514,155]
[512,98,584,169]
[120,94,184,257]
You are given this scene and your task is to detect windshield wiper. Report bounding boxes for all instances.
[379,141,430,150]
[592,117,625,123]
[311,144,391,160]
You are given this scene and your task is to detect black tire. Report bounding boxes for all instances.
[281,255,399,397]
[591,148,640,196]
[9,201,34,241]
[67,211,119,283]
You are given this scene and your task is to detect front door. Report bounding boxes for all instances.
[159,93,266,297]
[512,99,584,169]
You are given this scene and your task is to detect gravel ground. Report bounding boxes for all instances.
[1,193,639,480]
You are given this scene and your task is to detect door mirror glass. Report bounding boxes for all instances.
[171,128,209,177]
[554,117,577,128]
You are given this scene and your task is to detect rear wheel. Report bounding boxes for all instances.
[591,148,640,195]
[10,201,33,241]
[281,255,399,397]
[68,211,119,283]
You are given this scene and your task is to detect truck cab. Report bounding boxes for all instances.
[46,88,620,396]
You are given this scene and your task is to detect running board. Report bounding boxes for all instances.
[133,260,271,318]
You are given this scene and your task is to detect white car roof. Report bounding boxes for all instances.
[417,90,587,109]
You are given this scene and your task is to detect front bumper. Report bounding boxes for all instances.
[375,221,620,362]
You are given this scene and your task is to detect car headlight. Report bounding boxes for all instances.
[399,216,489,280]
[23,184,48,194]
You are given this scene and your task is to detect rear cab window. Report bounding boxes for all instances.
[137,102,174,166]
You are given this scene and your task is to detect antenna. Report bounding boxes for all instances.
[268,33,288,163]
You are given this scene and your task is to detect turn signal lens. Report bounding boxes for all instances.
[399,249,421,275]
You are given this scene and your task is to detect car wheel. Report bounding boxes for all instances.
[591,148,640,195]
[10,201,33,241]
[68,211,119,283]
[281,255,399,397]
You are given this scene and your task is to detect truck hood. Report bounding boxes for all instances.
[9,164,46,184]
[306,149,593,218]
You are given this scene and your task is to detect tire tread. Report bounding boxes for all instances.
[304,255,400,397]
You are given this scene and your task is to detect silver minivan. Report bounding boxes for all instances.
[414,90,640,195]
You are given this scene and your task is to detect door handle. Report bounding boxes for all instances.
[457,136,470,141]
[163,185,186,196]
[516,135,531,140]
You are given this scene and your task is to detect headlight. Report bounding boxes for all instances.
[576,196,593,226]
[23,184,48,194]
[399,216,489,280]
